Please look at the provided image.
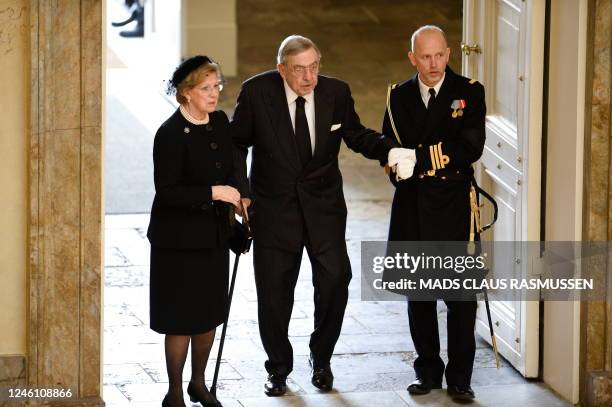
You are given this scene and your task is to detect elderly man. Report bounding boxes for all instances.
[384,25,487,401]
[231,35,398,396]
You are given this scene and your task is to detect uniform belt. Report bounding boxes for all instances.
[417,167,474,180]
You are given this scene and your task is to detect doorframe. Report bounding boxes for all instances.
[462,0,545,379]
[522,0,546,380]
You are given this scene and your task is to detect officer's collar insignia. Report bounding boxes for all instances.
[451,99,466,118]
[184,127,190,134]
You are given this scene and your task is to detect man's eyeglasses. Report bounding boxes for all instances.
[288,62,321,76]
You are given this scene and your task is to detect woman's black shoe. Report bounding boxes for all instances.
[186,382,222,407]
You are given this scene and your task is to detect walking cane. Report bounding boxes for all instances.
[472,182,500,369]
[211,200,253,396]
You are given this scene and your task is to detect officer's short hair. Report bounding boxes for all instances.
[411,25,447,52]
[277,35,321,65]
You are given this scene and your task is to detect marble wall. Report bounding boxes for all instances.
[0,0,28,356]
[581,0,611,405]
[0,355,26,407]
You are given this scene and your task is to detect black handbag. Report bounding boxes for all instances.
[229,200,253,255]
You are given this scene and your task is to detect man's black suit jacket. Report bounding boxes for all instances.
[231,71,397,253]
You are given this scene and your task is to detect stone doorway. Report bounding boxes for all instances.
[22,0,610,406]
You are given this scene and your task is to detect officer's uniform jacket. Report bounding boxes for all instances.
[384,67,486,241]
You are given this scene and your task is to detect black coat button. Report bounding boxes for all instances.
[210,142,218,150]
[215,162,222,169]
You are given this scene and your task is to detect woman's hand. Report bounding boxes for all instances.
[211,185,241,208]
[236,197,252,219]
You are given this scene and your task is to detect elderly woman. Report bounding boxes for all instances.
[147,55,239,407]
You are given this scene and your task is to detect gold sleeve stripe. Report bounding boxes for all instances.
[386,84,402,146]
[428,143,451,170]
[429,145,438,170]
[434,144,443,169]
[431,144,441,170]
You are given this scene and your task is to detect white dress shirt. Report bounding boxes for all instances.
[418,72,445,107]
[284,80,316,154]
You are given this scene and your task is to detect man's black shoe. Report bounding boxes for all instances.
[447,385,476,401]
[264,374,287,397]
[407,378,442,395]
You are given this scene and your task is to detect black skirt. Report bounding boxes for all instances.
[150,245,229,335]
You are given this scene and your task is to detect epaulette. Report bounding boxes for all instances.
[469,78,478,85]
[386,83,401,145]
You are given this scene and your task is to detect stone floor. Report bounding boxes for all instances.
[103,0,572,405]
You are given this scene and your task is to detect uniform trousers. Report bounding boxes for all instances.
[408,299,477,387]
[390,176,478,387]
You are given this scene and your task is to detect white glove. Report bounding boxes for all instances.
[388,148,416,181]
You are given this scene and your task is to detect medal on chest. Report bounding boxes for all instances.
[451,99,466,118]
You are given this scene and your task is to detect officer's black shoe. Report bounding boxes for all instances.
[447,385,476,401]
[264,374,287,397]
[309,353,334,391]
[407,378,442,395]
[311,366,334,391]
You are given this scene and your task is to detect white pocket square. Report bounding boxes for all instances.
[330,123,342,131]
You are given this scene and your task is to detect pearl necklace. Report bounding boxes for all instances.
[180,105,209,125]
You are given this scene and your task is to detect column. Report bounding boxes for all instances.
[580,0,612,406]
[27,1,104,405]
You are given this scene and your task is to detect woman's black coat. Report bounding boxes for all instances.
[147,109,235,249]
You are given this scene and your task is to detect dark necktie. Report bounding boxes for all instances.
[294,96,312,166]
[427,87,436,110]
